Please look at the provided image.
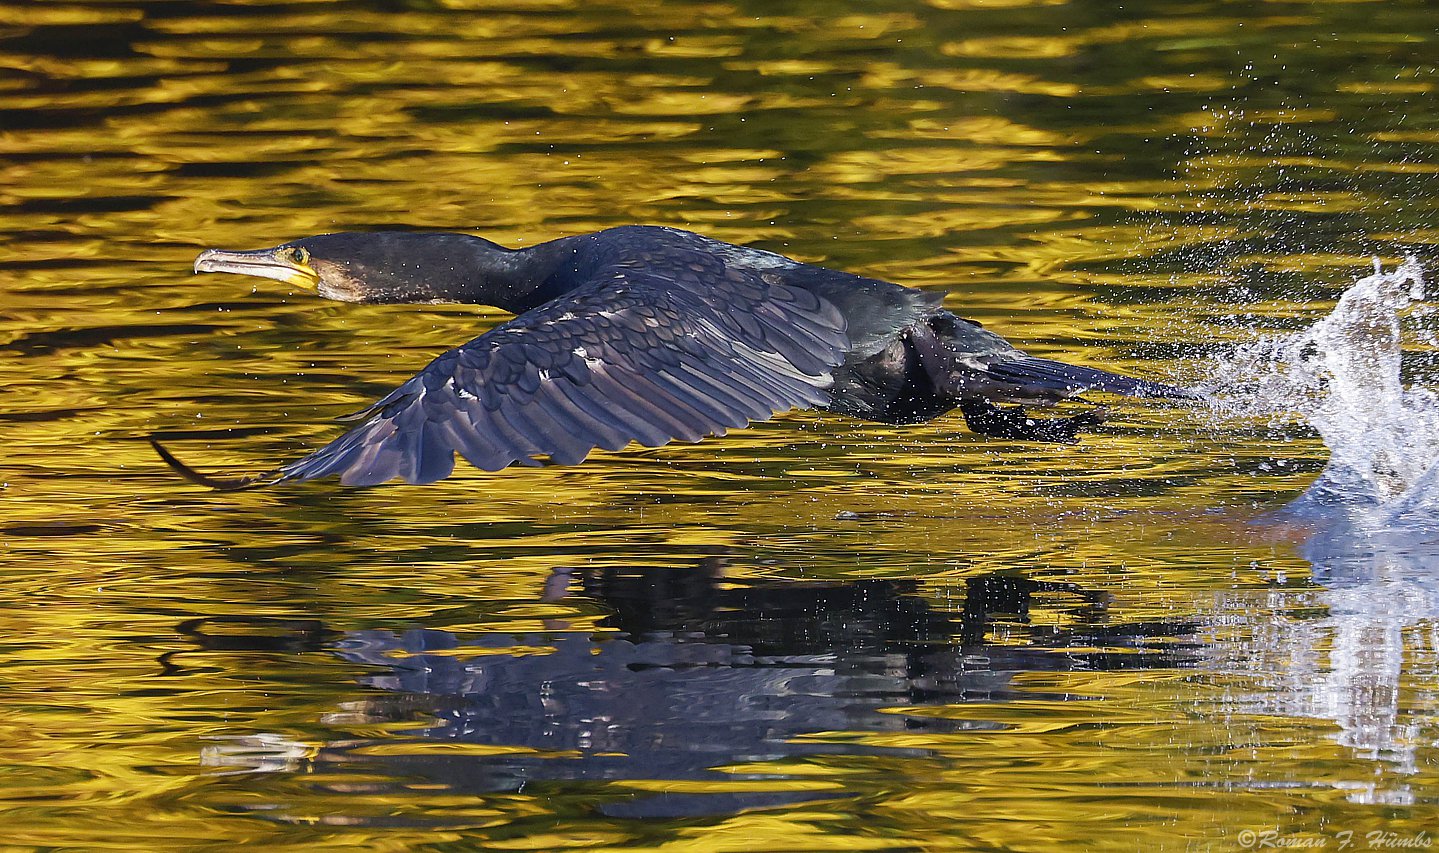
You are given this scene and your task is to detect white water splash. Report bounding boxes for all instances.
[1204,257,1437,521]
[1199,259,1439,781]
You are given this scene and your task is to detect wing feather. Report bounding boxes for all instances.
[230,264,852,486]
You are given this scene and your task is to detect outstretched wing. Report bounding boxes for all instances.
[158,262,848,488]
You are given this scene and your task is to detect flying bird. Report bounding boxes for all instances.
[152,225,1190,489]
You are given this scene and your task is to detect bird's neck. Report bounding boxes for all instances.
[445,235,585,313]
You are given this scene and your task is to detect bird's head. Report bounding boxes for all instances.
[193,231,513,304]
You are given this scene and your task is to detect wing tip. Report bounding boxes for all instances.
[149,437,280,492]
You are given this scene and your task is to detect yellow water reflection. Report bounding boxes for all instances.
[3,0,1439,848]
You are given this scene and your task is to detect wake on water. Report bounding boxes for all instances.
[1201,257,1438,527]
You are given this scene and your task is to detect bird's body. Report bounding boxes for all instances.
[155,225,1189,489]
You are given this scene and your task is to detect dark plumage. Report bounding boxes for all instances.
[153,225,1191,489]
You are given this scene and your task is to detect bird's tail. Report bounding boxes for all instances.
[982,356,1200,401]
[912,311,1198,403]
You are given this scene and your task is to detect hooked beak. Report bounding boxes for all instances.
[194,247,319,289]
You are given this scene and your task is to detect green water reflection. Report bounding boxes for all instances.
[1,0,1437,849]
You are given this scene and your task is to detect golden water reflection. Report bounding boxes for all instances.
[2,0,1439,848]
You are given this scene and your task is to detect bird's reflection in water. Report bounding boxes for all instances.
[188,559,1200,819]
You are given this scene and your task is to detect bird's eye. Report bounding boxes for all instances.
[290,247,310,265]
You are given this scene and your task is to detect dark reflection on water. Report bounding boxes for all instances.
[185,560,1199,822]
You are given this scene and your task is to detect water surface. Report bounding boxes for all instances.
[2,0,1438,849]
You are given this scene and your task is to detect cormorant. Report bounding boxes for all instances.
[152,225,1190,489]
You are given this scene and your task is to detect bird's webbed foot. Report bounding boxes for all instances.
[959,400,1109,444]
